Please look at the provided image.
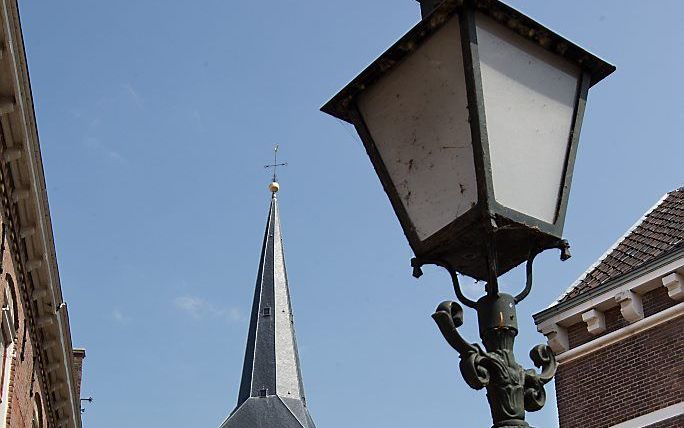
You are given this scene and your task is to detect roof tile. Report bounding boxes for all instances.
[558,187,684,303]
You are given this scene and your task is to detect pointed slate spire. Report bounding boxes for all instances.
[220,188,316,428]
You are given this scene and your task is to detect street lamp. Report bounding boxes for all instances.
[321,1,614,427]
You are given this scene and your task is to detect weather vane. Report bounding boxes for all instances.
[264,145,287,193]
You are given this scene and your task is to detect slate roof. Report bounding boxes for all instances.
[555,187,684,305]
[221,397,316,428]
[220,194,315,428]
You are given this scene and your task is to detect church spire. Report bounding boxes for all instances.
[220,183,316,428]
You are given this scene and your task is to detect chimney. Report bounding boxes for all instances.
[72,348,86,398]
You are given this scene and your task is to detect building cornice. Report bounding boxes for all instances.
[0,1,81,427]
[556,301,683,364]
[534,247,684,324]
[534,252,683,354]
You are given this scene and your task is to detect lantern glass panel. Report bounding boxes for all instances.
[476,14,581,224]
[358,17,477,240]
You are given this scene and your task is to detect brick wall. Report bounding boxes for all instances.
[642,286,679,317]
[556,316,683,428]
[0,224,49,428]
[567,305,625,349]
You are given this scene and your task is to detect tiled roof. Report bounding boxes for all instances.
[556,187,684,304]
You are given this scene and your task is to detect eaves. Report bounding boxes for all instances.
[533,245,684,325]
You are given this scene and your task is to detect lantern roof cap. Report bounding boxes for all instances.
[322,0,615,123]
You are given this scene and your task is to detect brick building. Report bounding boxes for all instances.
[0,1,84,427]
[534,187,683,428]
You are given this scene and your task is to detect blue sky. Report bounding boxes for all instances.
[19,1,682,427]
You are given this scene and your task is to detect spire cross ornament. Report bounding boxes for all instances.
[264,145,288,182]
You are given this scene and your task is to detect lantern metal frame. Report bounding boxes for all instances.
[322,2,615,426]
[321,0,615,281]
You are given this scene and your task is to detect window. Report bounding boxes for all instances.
[31,393,43,428]
[3,277,17,333]
[259,388,268,397]
[262,307,271,317]
[0,275,17,425]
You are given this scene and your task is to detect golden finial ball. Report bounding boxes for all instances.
[269,181,280,193]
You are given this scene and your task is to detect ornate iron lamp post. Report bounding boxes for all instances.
[321,1,614,427]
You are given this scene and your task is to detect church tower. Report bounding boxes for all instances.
[219,181,316,428]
